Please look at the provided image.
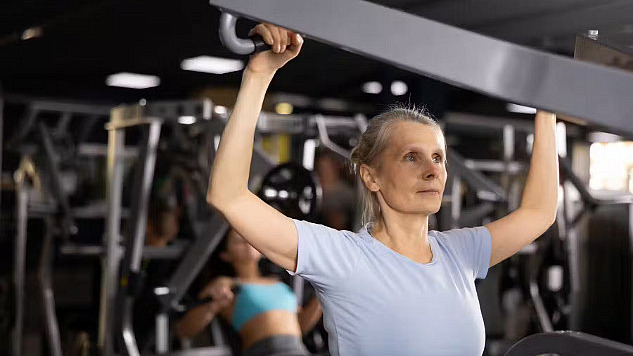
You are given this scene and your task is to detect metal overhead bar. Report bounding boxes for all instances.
[210,0,633,136]
[9,100,110,146]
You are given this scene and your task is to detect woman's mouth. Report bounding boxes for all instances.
[418,190,440,195]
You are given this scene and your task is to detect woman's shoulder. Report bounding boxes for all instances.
[293,219,369,245]
[430,226,490,251]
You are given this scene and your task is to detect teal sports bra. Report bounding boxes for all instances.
[231,282,297,331]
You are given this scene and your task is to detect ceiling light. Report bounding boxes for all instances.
[506,103,536,114]
[362,81,382,94]
[180,56,244,74]
[106,72,160,89]
[390,81,408,96]
[275,102,293,115]
[177,116,196,125]
[21,27,42,40]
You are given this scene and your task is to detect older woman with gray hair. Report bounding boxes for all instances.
[208,22,558,356]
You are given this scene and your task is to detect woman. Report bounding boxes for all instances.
[175,228,322,356]
[207,23,558,356]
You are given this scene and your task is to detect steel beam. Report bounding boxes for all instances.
[209,0,633,136]
[117,120,162,356]
[12,175,28,356]
[99,110,127,356]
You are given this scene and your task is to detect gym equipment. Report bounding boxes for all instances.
[505,331,633,356]
[10,100,111,356]
[258,163,321,221]
[212,0,633,136]
[219,13,270,55]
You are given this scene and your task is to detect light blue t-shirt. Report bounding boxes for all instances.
[287,220,492,356]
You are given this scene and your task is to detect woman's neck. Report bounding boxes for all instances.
[234,261,262,280]
[371,212,430,249]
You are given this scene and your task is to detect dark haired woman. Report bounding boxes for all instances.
[175,228,322,356]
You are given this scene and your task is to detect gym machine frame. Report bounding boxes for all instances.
[105,101,368,355]
[11,100,111,356]
[210,0,633,137]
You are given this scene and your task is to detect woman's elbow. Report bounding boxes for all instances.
[207,188,231,212]
[539,209,558,231]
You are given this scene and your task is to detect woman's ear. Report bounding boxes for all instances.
[359,164,380,192]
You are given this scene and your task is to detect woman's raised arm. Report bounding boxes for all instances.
[485,111,559,267]
[207,24,304,272]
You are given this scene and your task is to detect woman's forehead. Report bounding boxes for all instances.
[389,121,445,151]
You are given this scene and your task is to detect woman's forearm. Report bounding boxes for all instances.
[207,70,275,206]
[175,304,217,340]
[520,111,559,222]
[298,297,323,335]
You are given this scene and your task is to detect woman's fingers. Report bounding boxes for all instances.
[264,23,282,53]
[249,23,302,55]
[280,27,288,53]
[253,24,274,48]
[288,33,304,55]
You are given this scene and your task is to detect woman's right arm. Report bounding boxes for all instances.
[175,276,235,339]
[175,303,219,340]
[207,24,304,272]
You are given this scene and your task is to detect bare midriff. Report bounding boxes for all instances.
[237,310,302,350]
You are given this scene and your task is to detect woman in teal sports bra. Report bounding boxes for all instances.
[175,228,323,356]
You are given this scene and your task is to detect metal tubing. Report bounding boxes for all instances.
[314,114,351,159]
[210,0,633,136]
[162,216,229,307]
[130,122,162,271]
[529,281,554,332]
[0,82,3,214]
[12,177,28,356]
[119,121,162,356]
[155,313,169,353]
[38,123,77,237]
[219,13,257,55]
[39,218,63,356]
[98,121,126,355]
[450,176,462,230]
[447,149,507,202]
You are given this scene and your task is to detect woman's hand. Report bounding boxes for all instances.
[246,23,303,75]
[199,276,236,312]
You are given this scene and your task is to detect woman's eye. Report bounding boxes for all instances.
[405,153,415,162]
[433,155,442,163]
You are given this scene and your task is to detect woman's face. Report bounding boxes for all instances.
[367,121,447,216]
[222,229,262,264]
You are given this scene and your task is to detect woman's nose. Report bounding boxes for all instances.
[421,158,440,180]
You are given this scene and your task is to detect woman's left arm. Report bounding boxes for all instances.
[485,111,559,267]
[297,296,323,335]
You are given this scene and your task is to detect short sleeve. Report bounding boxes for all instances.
[439,226,492,280]
[287,219,360,288]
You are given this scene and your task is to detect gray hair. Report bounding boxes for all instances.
[350,104,441,226]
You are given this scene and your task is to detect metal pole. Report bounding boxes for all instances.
[155,314,169,353]
[39,217,63,356]
[98,114,126,355]
[119,120,162,356]
[12,173,28,356]
[0,81,4,216]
